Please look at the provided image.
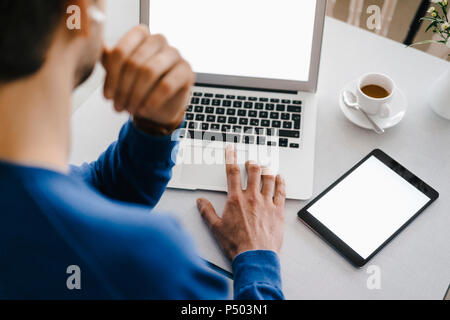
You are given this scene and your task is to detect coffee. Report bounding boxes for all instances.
[361,85,390,99]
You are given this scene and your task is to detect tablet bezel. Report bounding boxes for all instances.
[298,149,439,268]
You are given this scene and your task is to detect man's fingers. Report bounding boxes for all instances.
[261,168,276,198]
[141,61,193,113]
[274,175,287,208]
[102,25,149,101]
[225,145,242,194]
[245,161,261,192]
[113,35,167,112]
[128,46,182,114]
[197,198,221,231]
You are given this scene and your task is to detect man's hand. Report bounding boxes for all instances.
[102,25,195,129]
[197,146,286,261]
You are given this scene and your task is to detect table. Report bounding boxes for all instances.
[71,17,450,300]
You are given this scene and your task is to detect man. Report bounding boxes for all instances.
[0,0,286,299]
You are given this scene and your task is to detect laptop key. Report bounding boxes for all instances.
[193,92,203,97]
[212,99,221,106]
[255,128,265,135]
[261,120,271,127]
[244,127,254,134]
[206,115,216,122]
[250,119,259,126]
[249,97,258,101]
[283,122,293,129]
[243,136,255,144]
[281,113,290,120]
[238,109,247,117]
[201,123,209,131]
[216,108,225,115]
[279,138,289,148]
[186,113,194,121]
[191,97,200,104]
[282,99,291,104]
[287,105,301,113]
[279,129,300,138]
[244,102,253,109]
[293,100,302,105]
[228,117,238,124]
[226,134,241,144]
[226,95,236,100]
[204,93,214,98]
[221,125,231,132]
[211,124,220,131]
[272,120,281,128]
[233,126,243,133]
[201,98,211,105]
[265,104,275,111]
[237,96,246,100]
[259,98,269,102]
[222,100,232,107]
[188,122,198,129]
[239,118,249,125]
[257,136,266,145]
[270,112,279,120]
[290,143,300,149]
[233,101,242,108]
[267,141,277,147]
[227,109,236,116]
[259,111,268,118]
[195,114,205,121]
[293,114,301,130]
[249,110,258,118]
[187,105,193,112]
[205,107,214,114]
[215,94,225,99]
[194,106,204,113]
[276,104,286,112]
[270,98,280,103]
[217,116,227,123]
[255,103,264,110]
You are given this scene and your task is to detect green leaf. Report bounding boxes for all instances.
[425,21,438,32]
[409,40,438,47]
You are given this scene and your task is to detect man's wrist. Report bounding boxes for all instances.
[132,116,184,136]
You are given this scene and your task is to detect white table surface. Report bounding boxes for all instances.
[71,17,450,300]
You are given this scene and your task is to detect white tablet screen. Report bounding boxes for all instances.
[149,0,317,81]
[308,156,430,259]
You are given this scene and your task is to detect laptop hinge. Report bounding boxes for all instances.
[195,83,298,95]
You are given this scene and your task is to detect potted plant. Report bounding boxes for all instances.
[411,0,450,119]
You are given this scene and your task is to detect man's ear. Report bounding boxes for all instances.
[65,0,91,37]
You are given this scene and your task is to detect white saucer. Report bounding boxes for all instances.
[339,80,408,131]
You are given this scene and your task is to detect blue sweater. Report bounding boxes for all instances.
[0,121,284,300]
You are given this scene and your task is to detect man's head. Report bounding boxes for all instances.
[0,0,105,87]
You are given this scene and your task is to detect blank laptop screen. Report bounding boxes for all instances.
[149,0,317,82]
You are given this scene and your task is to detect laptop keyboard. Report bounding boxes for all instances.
[180,91,302,149]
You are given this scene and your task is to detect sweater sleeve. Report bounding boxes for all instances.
[70,120,179,208]
[232,250,285,300]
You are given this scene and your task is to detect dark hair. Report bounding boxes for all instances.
[0,0,67,82]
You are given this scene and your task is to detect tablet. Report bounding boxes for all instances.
[298,149,439,267]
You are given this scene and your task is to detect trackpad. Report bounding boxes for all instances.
[179,148,248,190]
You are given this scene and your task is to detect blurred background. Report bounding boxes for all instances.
[328,0,450,61]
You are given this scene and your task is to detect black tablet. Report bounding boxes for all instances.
[298,149,439,268]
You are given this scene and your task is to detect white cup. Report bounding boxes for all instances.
[356,73,395,118]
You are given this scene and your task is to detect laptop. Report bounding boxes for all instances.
[141,0,326,200]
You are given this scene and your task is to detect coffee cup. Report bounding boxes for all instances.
[356,73,395,118]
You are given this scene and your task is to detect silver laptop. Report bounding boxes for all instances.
[140,0,326,200]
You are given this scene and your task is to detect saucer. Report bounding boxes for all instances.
[339,80,408,130]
